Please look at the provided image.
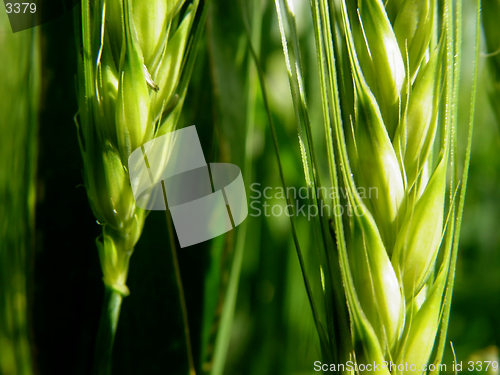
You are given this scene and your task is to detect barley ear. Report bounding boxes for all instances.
[77,0,204,372]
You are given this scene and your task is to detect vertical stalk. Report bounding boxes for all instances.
[93,287,124,375]
[162,182,197,375]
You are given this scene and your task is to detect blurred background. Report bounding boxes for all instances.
[0,0,498,374]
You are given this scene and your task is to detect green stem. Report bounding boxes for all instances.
[166,210,197,375]
[161,181,196,375]
[93,286,124,375]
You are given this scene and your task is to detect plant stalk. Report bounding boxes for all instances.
[162,181,197,375]
[93,286,124,375]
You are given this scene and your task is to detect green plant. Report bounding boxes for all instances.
[0,9,39,375]
[265,0,480,372]
[76,0,206,373]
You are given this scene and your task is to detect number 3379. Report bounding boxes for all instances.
[5,3,37,13]
[468,361,499,372]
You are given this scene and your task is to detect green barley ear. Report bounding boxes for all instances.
[78,0,199,296]
[275,0,480,372]
[77,0,203,372]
